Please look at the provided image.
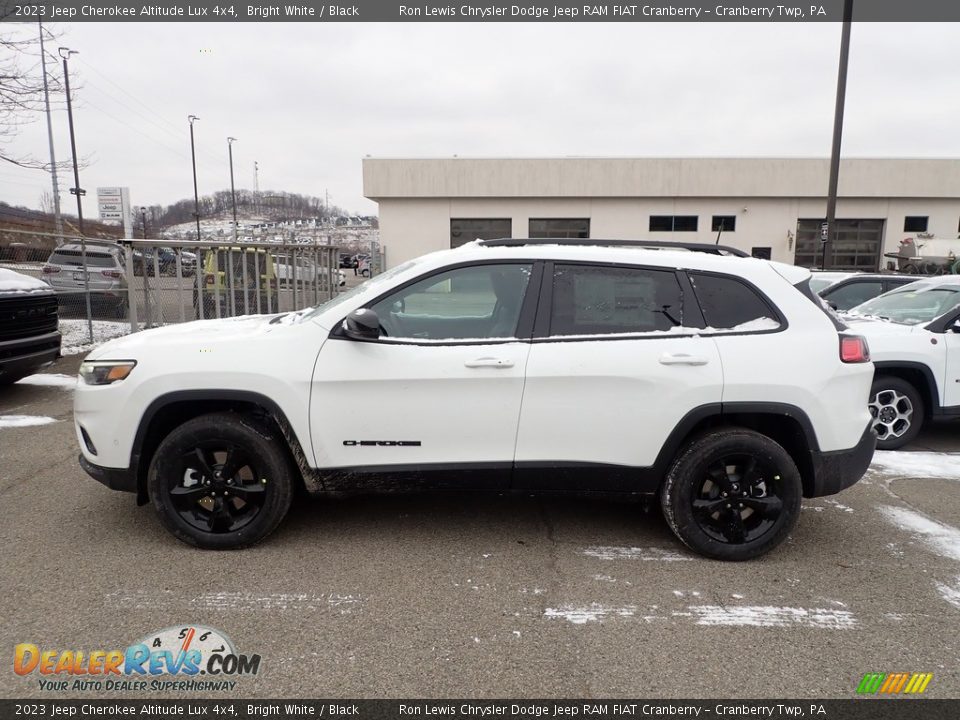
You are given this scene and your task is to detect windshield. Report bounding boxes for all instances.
[850,284,960,325]
[300,259,419,321]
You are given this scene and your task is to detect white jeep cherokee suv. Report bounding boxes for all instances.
[74,239,876,560]
[842,275,960,449]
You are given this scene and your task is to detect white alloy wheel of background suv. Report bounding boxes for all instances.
[74,239,876,560]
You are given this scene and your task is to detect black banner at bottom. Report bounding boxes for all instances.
[1,700,958,720]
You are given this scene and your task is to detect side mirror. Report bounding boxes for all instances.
[343,308,380,340]
[950,319,960,333]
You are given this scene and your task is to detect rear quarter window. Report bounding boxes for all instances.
[689,273,781,330]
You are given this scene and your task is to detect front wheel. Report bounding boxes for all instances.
[148,412,294,549]
[869,376,923,450]
[660,429,802,561]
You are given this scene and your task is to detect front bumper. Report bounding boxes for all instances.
[0,331,61,379]
[79,453,138,494]
[806,422,876,498]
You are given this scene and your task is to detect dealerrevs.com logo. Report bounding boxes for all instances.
[14,625,261,693]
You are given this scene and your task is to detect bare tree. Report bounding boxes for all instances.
[0,19,66,169]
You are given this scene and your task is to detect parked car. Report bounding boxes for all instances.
[42,241,128,318]
[339,252,357,269]
[193,247,277,317]
[275,254,346,288]
[75,239,874,560]
[134,247,197,277]
[0,268,61,385]
[810,272,915,312]
[843,275,960,449]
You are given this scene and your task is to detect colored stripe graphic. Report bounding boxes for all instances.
[857,672,932,695]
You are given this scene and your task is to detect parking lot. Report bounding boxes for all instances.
[2,353,959,699]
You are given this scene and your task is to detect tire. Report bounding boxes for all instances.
[660,429,802,561]
[147,412,294,549]
[869,376,924,450]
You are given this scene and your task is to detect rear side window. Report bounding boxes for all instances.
[689,273,781,330]
[550,264,683,336]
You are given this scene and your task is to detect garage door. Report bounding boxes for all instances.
[794,219,884,271]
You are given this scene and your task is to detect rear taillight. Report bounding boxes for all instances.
[840,335,870,363]
[205,273,215,286]
[100,269,122,279]
[42,265,60,274]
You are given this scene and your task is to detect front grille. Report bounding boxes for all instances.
[0,293,59,342]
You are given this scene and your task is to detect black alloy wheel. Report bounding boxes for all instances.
[661,429,802,561]
[148,412,293,549]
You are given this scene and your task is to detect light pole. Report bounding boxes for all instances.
[188,115,201,242]
[59,46,92,342]
[39,22,63,245]
[823,0,853,270]
[227,137,238,243]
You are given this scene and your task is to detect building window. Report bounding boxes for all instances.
[712,215,736,232]
[793,219,884,272]
[649,215,698,232]
[529,218,589,239]
[450,219,511,249]
[904,216,928,233]
[751,247,772,260]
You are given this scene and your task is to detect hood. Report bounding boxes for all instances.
[842,314,919,336]
[0,268,52,294]
[86,313,292,360]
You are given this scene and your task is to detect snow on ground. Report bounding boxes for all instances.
[543,603,857,628]
[15,373,76,389]
[60,319,131,356]
[0,415,57,429]
[936,578,960,610]
[878,506,960,562]
[870,451,960,481]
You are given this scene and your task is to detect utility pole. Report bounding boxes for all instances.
[141,207,148,239]
[228,137,238,243]
[823,0,853,271]
[59,46,92,343]
[39,22,63,245]
[253,161,259,193]
[188,115,201,242]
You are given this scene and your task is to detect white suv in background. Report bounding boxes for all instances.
[843,275,960,449]
[74,239,876,560]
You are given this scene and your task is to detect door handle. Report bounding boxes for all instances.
[659,353,709,366]
[464,357,515,369]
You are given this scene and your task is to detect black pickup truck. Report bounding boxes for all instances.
[0,268,61,385]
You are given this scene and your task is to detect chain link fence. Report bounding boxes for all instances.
[1,229,344,347]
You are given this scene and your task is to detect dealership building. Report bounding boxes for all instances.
[362,157,960,271]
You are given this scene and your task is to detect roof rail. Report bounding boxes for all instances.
[477,238,749,257]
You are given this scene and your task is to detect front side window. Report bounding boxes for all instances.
[690,273,781,331]
[823,281,885,311]
[369,263,532,341]
[549,264,683,336]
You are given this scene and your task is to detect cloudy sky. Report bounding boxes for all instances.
[3,21,959,218]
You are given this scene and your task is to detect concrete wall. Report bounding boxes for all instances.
[363,158,960,268]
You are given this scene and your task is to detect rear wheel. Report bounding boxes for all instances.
[869,376,923,450]
[660,429,802,561]
[148,412,294,549]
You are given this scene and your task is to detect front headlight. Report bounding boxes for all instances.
[79,360,137,386]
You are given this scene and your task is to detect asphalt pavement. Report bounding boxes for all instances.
[2,354,959,699]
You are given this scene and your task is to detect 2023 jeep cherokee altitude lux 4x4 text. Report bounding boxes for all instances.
[75,240,876,560]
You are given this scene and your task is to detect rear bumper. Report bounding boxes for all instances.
[806,422,876,498]
[79,453,138,494]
